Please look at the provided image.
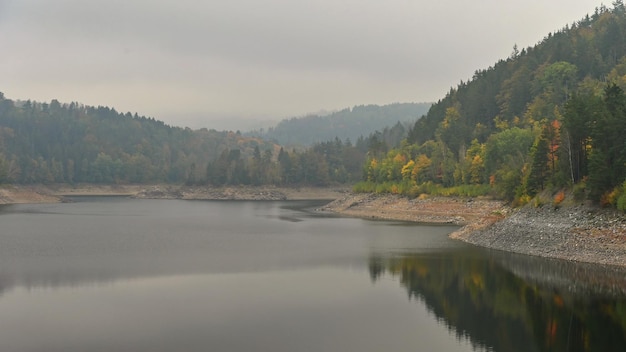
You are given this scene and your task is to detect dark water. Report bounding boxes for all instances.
[0,197,625,351]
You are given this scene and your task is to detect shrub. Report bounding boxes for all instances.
[573,181,586,201]
[600,187,621,207]
[553,190,565,207]
[515,194,532,206]
[618,180,626,212]
[617,194,626,212]
[353,181,376,193]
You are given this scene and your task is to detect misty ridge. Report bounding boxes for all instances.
[246,102,431,146]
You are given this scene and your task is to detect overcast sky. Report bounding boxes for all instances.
[0,0,605,130]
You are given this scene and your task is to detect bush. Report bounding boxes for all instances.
[600,187,621,207]
[353,181,376,193]
[617,180,626,212]
[573,181,586,201]
[617,194,626,212]
[353,180,491,199]
[553,190,565,207]
[514,194,532,206]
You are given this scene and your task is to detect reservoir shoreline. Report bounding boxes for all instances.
[2,184,625,268]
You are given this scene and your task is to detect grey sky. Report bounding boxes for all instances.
[0,0,604,129]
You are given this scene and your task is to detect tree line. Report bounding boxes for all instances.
[0,93,403,187]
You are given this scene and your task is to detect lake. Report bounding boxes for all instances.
[1,197,625,351]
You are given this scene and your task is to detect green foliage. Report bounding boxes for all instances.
[484,127,534,177]
[353,180,490,198]
[587,84,626,200]
[573,181,587,201]
[614,181,626,211]
[353,181,377,193]
[425,184,491,197]
[526,134,550,195]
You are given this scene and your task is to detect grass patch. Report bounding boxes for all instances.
[353,181,491,198]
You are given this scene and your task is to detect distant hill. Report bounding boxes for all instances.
[0,95,370,186]
[249,102,431,146]
[0,96,276,184]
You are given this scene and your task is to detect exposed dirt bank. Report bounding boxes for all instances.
[0,185,61,204]
[320,193,508,225]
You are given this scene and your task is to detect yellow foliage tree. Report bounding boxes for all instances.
[401,160,415,180]
[412,154,432,183]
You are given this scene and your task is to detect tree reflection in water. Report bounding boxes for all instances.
[369,250,626,352]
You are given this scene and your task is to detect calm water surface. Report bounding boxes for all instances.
[0,197,625,351]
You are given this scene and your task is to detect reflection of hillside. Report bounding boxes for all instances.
[370,252,626,352]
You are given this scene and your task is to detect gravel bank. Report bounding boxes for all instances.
[454,204,626,267]
[323,192,626,268]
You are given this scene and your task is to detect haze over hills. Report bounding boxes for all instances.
[248,102,431,146]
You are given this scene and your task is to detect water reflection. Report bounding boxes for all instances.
[3,198,626,351]
[369,251,626,351]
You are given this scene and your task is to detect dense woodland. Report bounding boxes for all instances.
[248,102,429,146]
[360,3,626,209]
[0,94,400,186]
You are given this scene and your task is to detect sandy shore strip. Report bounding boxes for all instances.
[0,185,61,204]
[0,184,350,204]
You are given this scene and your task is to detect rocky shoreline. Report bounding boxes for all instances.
[454,204,626,267]
[321,192,626,269]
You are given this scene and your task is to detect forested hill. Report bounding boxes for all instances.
[362,3,626,208]
[409,3,626,147]
[250,102,431,146]
[0,94,375,186]
[0,96,277,184]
